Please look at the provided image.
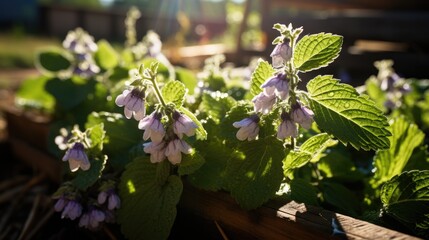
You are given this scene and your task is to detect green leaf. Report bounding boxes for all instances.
[198,91,236,124]
[283,133,337,176]
[94,40,119,70]
[294,33,343,72]
[45,77,95,110]
[15,76,55,112]
[381,170,429,237]
[175,67,197,95]
[303,75,391,151]
[372,117,425,186]
[322,181,360,216]
[162,80,187,107]
[318,147,365,182]
[219,102,253,144]
[178,152,205,176]
[118,157,183,240]
[36,48,72,73]
[72,155,107,190]
[87,123,105,153]
[289,178,319,206]
[178,106,207,140]
[225,137,285,210]
[365,76,386,110]
[250,59,275,98]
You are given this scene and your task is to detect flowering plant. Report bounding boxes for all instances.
[13,8,429,240]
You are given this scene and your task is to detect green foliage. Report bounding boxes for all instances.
[321,181,360,216]
[198,91,236,124]
[303,75,391,151]
[94,40,119,70]
[225,137,285,210]
[175,67,197,95]
[250,59,275,97]
[178,152,205,176]
[381,170,429,238]
[118,157,183,240]
[289,178,319,206]
[372,117,425,187]
[36,48,71,74]
[72,155,107,190]
[162,80,187,107]
[15,76,55,112]
[294,33,343,72]
[45,77,95,110]
[178,106,207,140]
[87,123,105,153]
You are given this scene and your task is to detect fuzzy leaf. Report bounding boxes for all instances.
[381,170,429,237]
[294,33,343,72]
[198,91,236,124]
[162,80,187,107]
[118,157,182,240]
[373,117,425,186]
[283,133,337,176]
[94,40,119,70]
[72,155,107,190]
[36,48,71,73]
[87,123,105,153]
[250,59,275,97]
[178,106,207,140]
[178,152,205,176]
[303,75,391,151]
[225,137,285,210]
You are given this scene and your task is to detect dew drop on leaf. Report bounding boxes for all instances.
[345,103,350,108]
[328,92,335,97]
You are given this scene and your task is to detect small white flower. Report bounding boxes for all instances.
[277,112,298,139]
[291,103,314,129]
[271,41,292,68]
[165,139,192,165]
[115,88,146,121]
[261,73,289,100]
[233,115,260,141]
[138,112,165,143]
[172,111,198,139]
[62,142,90,172]
[143,141,167,163]
[252,92,276,114]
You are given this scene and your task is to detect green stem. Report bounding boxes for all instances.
[149,76,167,107]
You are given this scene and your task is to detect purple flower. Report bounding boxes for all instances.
[291,103,314,129]
[97,190,121,210]
[165,139,192,165]
[79,208,106,230]
[61,200,82,220]
[271,41,292,68]
[74,58,100,78]
[63,28,98,55]
[277,112,298,139]
[232,115,259,141]
[261,73,289,100]
[172,111,198,138]
[62,142,90,172]
[54,197,68,212]
[143,141,167,163]
[115,88,146,121]
[138,111,165,143]
[252,92,276,114]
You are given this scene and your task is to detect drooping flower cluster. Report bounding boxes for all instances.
[62,142,90,172]
[115,88,146,121]
[63,28,100,77]
[271,41,292,68]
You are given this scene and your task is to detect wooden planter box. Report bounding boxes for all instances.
[2,106,420,240]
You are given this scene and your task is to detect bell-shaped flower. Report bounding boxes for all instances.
[98,189,121,210]
[63,28,98,55]
[54,196,68,212]
[79,208,106,230]
[172,111,198,138]
[233,115,260,141]
[61,200,82,220]
[291,103,314,129]
[165,139,192,165]
[252,92,276,114]
[115,88,146,121]
[261,73,289,100]
[143,141,167,163]
[62,142,90,172]
[138,111,165,143]
[277,112,298,139]
[271,41,292,68]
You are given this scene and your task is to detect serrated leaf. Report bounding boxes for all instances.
[36,48,72,73]
[381,170,429,237]
[118,157,182,240]
[198,91,236,124]
[318,147,365,182]
[178,152,205,176]
[94,40,119,70]
[15,76,55,112]
[372,117,425,186]
[178,106,206,140]
[87,123,105,153]
[250,59,275,97]
[225,137,285,210]
[175,67,197,95]
[72,155,107,190]
[220,102,253,144]
[303,75,391,151]
[162,80,187,107]
[294,33,342,72]
[290,178,319,206]
[283,133,337,176]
